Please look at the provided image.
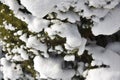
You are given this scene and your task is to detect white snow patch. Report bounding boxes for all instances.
[12,54,23,61]
[19,33,28,43]
[106,42,120,55]
[86,68,120,80]
[17,48,28,60]
[85,44,120,80]
[26,36,49,58]
[20,0,60,18]
[92,5,120,36]
[0,58,23,80]
[88,0,120,9]
[3,22,15,31]
[64,55,75,61]
[86,45,120,70]
[27,18,50,33]
[16,30,22,35]
[77,62,84,75]
[45,21,81,48]
[1,0,22,13]
[34,56,75,80]
[78,38,87,55]
[57,11,80,23]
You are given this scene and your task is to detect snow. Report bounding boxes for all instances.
[1,0,22,13]
[2,0,120,36]
[85,44,120,80]
[45,21,82,48]
[55,45,63,52]
[0,71,3,80]
[106,42,120,55]
[0,44,3,58]
[64,55,75,61]
[56,11,80,23]
[26,36,49,58]
[77,62,84,75]
[16,30,22,35]
[86,68,120,80]
[12,54,23,61]
[78,38,87,55]
[28,49,39,55]
[88,0,107,8]
[0,0,120,80]
[19,33,28,43]
[18,47,28,60]
[27,18,50,33]
[26,36,40,48]
[34,56,75,80]
[0,58,23,80]
[86,44,120,70]
[20,0,60,18]
[74,0,109,19]
[88,0,120,9]
[20,0,83,18]
[92,5,120,36]
[3,22,15,31]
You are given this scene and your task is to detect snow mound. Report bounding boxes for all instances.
[20,0,60,18]
[34,56,75,80]
[85,44,120,80]
[0,58,23,80]
[92,5,120,36]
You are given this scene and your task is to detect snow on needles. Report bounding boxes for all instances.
[0,0,120,80]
